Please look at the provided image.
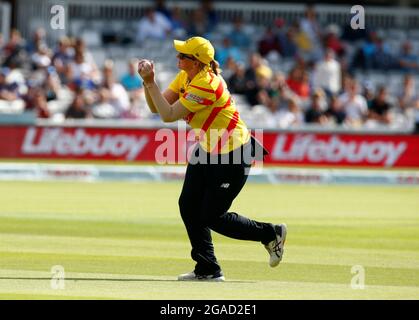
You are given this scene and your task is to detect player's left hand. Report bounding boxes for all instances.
[138,59,155,84]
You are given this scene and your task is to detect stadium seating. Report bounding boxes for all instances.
[0,2,417,130]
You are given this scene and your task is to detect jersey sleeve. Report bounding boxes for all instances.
[168,72,182,94]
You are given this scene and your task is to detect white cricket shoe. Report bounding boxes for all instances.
[178,271,225,282]
[264,223,287,267]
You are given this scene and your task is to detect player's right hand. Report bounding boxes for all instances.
[137,59,148,72]
[137,59,155,84]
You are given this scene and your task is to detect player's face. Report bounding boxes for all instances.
[177,53,196,70]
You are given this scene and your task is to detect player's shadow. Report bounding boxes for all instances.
[0,277,254,283]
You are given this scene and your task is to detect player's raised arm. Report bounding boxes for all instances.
[138,59,190,122]
[138,59,157,113]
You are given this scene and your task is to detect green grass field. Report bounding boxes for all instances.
[0,180,418,299]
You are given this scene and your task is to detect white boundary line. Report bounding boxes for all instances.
[0,163,418,185]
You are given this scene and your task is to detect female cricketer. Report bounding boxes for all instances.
[137,36,287,281]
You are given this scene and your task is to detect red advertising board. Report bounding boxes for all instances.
[0,125,418,168]
[262,131,419,168]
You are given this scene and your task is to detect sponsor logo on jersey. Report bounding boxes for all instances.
[184,93,205,104]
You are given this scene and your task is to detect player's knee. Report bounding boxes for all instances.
[201,209,222,228]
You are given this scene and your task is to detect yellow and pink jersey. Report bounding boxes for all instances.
[169,67,250,154]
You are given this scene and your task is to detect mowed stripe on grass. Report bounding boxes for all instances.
[0,181,418,299]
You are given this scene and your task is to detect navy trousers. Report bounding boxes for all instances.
[178,141,276,275]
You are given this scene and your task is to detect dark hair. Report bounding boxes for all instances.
[210,60,222,76]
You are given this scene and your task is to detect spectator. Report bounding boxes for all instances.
[258,89,279,116]
[323,24,345,58]
[229,17,251,49]
[373,37,394,70]
[255,59,273,81]
[325,94,346,125]
[200,0,218,27]
[0,67,19,101]
[267,96,281,116]
[136,8,172,43]
[97,60,130,118]
[312,49,341,96]
[215,37,244,68]
[305,90,328,124]
[361,80,375,109]
[52,37,74,83]
[220,57,237,81]
[368,86,392,125]
[271,71,296,108]
[258,27,281,57]
[255,62,274,109]
[300,5,321,46]
[155,0,171,20]
[299,5,323,60]
[120,59,144,109]
[277,97,304,128]
[121,59,143,92]
[34,90,51,118]
[398,41,419,72]
[241,54,257,106]
[340,73,353,95]
[359,32,378,70]
[74,38,97,67]
[187,8,211,37]
[31,43,51,71]
[256,76,272,106]
[67,51,98,88]
[6,59,26,93]
[26,28,47,55]
[65,91,89,119]
[398,74,419,113]
[286,66,310,99]
[170,7,188,38]
[228,62,248,95]
[338,79,368,126]
[22,81,37,107]
[24,88,50,118]
[242,53,272,106]
[253,87,286,128]
[273,17,286,35]
[276,20,298,58]
[292,21,312,58]
[2,29,26,68]
[0,67,25,113]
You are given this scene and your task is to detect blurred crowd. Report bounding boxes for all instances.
[0,27,144,120]
[0,0,418,129]
[224,51,418,129]
[217,6,418,129]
